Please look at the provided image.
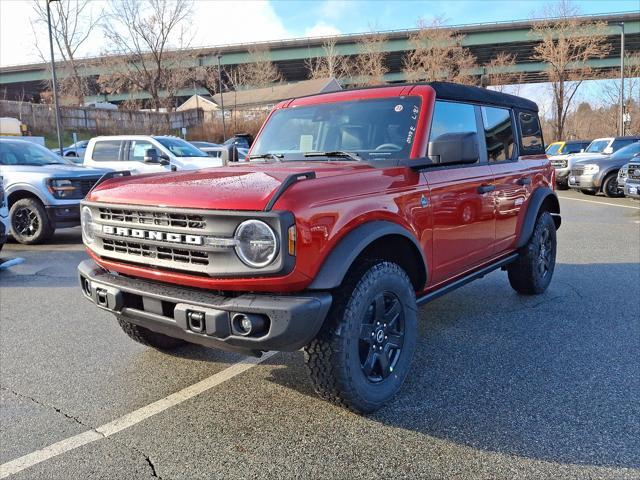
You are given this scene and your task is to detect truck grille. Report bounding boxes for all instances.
[571,166,585,176]
[80,179,100,196]
[103,238,209,266]
[98,207,205,229]
[628,165,640,180]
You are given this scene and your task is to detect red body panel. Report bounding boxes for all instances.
[86,85,554,295]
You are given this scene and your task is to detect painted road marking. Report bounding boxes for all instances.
[557,195,640,210]
[0,352,277,479]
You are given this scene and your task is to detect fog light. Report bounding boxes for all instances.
[241,316,252,332]
[231,313,267,336]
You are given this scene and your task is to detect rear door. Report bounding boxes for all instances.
[487,108,538,253]
[423,100,496,285]
[85,140,124,171]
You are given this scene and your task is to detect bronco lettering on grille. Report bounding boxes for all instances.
[102,225,203,245]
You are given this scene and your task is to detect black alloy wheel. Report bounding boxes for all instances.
[359,291,405,382]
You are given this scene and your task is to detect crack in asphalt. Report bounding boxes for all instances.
[561,280,585,299]
[2,385,168,479]
[1,385,88,429]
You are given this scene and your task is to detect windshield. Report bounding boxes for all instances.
[251,96,421,162]
[0,141,69,166]
[611,141,640,159]
[546,143,562,155]
[585,140,610,153]
[155,137,208,157]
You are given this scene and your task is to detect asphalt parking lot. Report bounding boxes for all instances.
[1,189,639,480]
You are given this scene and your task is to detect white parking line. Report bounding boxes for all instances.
[557,195,640,210]
[0,352,277,479]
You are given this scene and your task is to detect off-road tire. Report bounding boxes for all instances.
[117,315,187,350]
[556,183,569,190]
[9,198,54,245]
[508,211,557,295]
[304,261,417,413]
[580,189,597,196]
[602,174,624,198]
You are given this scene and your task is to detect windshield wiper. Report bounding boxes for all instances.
[249,153,284,162]
[304,151,361,161]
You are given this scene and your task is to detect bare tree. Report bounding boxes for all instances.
[306,38,352,81]
[232,45,282,89]
[351,32,389,87]
[403,17,476,85]
[32,0,102,104]
[531,0,611,140]
[97,0,194,111]
[484,52,522,93]
[597,52,640,135]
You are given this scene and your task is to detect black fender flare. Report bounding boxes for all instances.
[307,220,427,290]
[516,187,561,248]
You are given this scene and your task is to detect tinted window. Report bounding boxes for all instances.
[519,111,543,154]
[611,138,637,151]
[546,143,563,155]
[429,101,478,141]
[564,142,587,154]
[585,140,610,153]
[92,140,122,161]
[155,137,207,157]
[128,140,154,161]
[482,106,515,162]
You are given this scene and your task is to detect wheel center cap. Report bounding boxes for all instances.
[376,329,385,343]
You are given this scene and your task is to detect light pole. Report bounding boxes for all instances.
[46,0,64,156]
[618,22,625,136]
[217,54,227,140]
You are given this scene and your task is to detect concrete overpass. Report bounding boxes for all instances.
[0,11,638,104]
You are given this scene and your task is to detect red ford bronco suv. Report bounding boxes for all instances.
[78,83,560,413]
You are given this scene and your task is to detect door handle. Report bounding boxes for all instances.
[517,177,531,186]
[477,184,495,194]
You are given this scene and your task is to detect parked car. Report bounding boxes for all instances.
[547,139,592,189]
[568,140,640,197]
[78,82,560,413]
[546,139,590,156]
[51,140,90,162]
[624,159,640,199]
[0,138,108,244]
[191,141,225,159]
[83,136,225,174]
[0,175,8,251]
[223,133,253,149]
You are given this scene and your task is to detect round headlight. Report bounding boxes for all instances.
[234,220,278,268]
[81,206,94,244]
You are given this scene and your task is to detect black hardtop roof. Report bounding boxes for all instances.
[614,135,640,140]
[564,139,592,144]
[427,82,538,112]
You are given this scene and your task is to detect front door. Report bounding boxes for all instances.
[423,100,496,285]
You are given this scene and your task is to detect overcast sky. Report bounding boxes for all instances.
[0,0,636,67]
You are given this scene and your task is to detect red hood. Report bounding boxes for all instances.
[87,162,374,210]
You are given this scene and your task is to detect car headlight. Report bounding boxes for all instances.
[582,164,599,174]
[47,178,79,198]
[234,219,278,268]
[81,206,95,244]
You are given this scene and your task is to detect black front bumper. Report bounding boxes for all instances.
[78,260,332,355]
[46,205,80,228]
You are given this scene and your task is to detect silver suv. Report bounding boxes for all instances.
[0,138,107,244]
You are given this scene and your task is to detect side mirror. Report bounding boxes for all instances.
[603,146,613,154]
[428,132,479,165]
[580,148,585,153]
[144,148,159,163]
[226,144,239,163]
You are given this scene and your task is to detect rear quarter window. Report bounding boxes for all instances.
[91,140,122,161]
[518,111,544,155]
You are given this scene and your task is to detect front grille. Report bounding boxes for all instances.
[79,178,100,196]
[628,165,640,180]
[103,238,209,266]
[99,207,205,229]
[571,166,585,176]
[551,159,567,168]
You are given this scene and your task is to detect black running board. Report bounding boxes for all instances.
[416,253,519,306]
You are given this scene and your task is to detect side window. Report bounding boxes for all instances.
[91,140,122,161]
[611,138,634,151]
[128,140,154,161]
[429,101,478,142]
[518,111,544,155]
[482,106,515,162]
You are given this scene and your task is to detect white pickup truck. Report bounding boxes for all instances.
[83,135,225,174]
